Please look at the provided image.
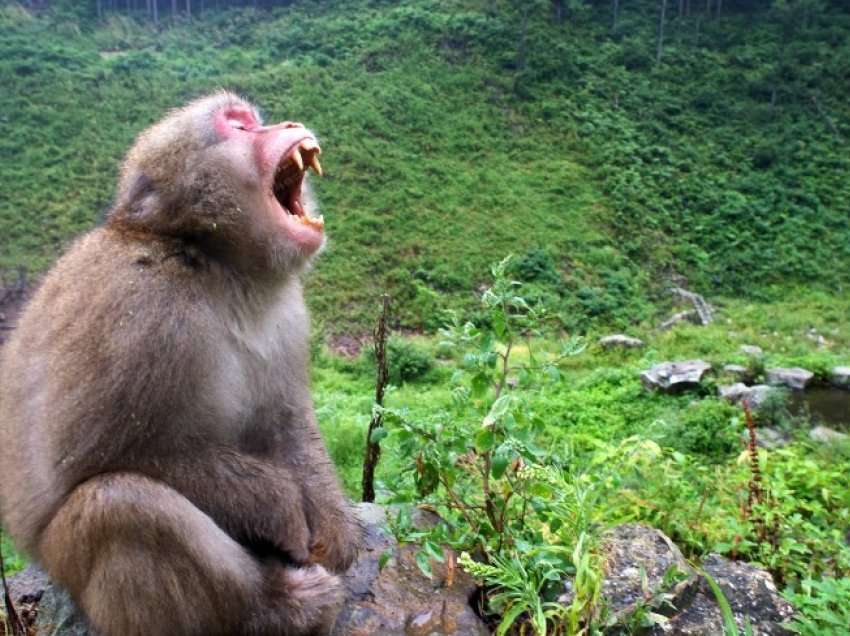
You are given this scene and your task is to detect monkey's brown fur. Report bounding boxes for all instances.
[0,92,359,636]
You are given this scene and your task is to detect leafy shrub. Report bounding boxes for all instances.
[659,399,741,459]
[365,337,433,385]
[509,248,561,285]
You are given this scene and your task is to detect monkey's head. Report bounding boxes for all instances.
[110,91,325,273]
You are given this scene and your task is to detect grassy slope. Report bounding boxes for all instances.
[324,288,850,498]
[0,1,609,332]
[1,1,848,334]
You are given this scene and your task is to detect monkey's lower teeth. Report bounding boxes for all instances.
[297,214,324,229]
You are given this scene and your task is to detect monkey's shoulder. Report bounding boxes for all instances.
[15,229,218,359]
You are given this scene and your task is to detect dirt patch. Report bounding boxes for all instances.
[327,333,367,358]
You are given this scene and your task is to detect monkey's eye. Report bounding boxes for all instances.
[227,120,247,131]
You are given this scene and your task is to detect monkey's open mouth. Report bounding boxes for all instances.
[272,138,324,231]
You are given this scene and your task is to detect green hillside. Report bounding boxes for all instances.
[2,0,848,333]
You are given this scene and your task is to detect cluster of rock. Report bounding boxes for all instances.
[6,507,794,635]
[585,525,793,635]
[636,345,850,448]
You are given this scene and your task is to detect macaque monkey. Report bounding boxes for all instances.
[0,92,359,636]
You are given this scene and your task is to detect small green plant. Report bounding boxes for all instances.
[459,548,572,636]
[618,565,690,632]
[383,256,593,634]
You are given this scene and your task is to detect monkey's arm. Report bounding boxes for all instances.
[282,412,361,573]
[143,448,313,565]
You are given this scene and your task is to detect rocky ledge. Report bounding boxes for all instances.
[5,513,793,635]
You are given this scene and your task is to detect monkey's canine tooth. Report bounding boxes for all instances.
[300,138,320,153]
[309,155,323,176]
[291,148,304,171]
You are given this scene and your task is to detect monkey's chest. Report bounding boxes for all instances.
[205,319,306,445]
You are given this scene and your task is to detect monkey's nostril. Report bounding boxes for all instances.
[282,122,304,129]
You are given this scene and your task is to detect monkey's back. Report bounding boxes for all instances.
[0,227,225,555]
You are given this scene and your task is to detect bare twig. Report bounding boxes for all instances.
[0,530,25,636]
[361,294,391,503]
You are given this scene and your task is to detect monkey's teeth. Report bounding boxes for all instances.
[300,138,320,154]
[308,155,323,176]
[297,214,324,229]
[291,148,304,171]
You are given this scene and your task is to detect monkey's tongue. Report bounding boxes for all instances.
[286,184,324,231]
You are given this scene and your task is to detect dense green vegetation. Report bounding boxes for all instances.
[2,0,849,633]
[312,269,850,633]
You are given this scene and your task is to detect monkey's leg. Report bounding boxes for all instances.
[39,472,343,636]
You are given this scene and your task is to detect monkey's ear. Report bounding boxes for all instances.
[119,172,162,220]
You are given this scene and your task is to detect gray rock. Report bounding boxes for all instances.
[6,504,488,636]
[766,367,814,391]
[641,361,712,394]
[599,334,645,349]
[742,385,776,411]
[740,426,790,450]
[830,366,850,389]
[652,554,794,635]
[594,524,699,620]
[660,310,700,331]
[717,383,752,403]
[6,567,88,636]
[723,364,750,381]
[332,504,487,636]
[718,384,778,413]
[809,425,849,444]
[669,287,715,326]
[740,345,764,357]
[754,427,790,450]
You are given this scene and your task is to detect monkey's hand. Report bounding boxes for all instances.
[268,504,313,566]
[307,510,361,573]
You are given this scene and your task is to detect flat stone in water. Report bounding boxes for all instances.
[809,425,849,444]
[766,367,814,391]
[831,366,850,389]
